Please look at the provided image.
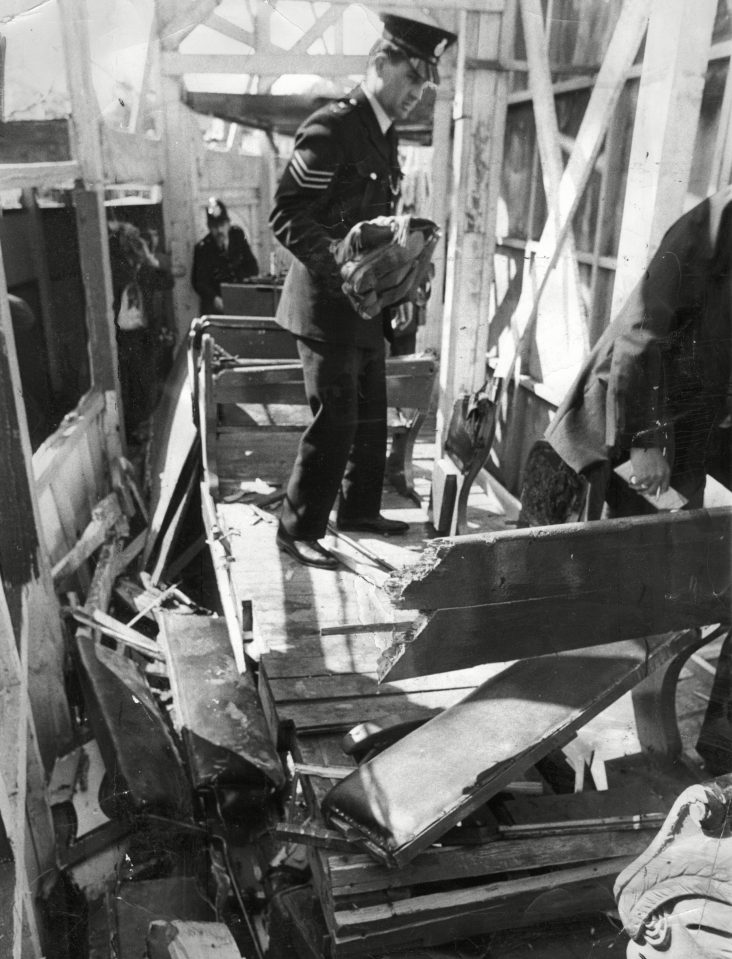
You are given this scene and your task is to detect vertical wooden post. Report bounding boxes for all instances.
[610,0,717,315]
[506,0,650,389]
[0,576,57,959]
[419,50,456,355]
[519,0,587,388]
[157,0,202,337]
[0,244,72,767]
[437,0,512,449]
[57,0,124,456]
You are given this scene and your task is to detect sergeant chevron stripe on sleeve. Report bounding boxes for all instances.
[290,150,334,190]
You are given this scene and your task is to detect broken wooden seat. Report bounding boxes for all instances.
[188,315,437,502]
[73,636,192,820]
[322,631,711,869]
[614,778,732,959]
[379,507,732,681]
[158,609,285,804]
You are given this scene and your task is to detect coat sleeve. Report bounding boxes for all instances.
[607,207,704,453]
[269,113,344,297]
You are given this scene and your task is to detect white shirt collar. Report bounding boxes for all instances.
[360,82,392,136]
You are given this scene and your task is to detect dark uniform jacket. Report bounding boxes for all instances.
[191,225,259,314]
[546,186,732,491]
[270,86,401,347]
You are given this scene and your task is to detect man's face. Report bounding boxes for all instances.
[374,55,428,120]
[209,220,230,248]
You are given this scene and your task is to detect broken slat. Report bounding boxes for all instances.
[322,830,651,900]
[71,608,166,661]
[384,507,732,610]
[323,630,708,869]
[158,609,285,793]
[327,858,627,957]
[51,492,123,582]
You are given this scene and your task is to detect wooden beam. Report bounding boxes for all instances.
[380,508,731,680]
[437,4,514,443]
[610,0,717,315]
[0,241,73,769]
[206,13,255,49]
[498,0,650,385]
[52,492,124,583]
[159,0,222,50]
[324,630,708,868]
[58,0,124,446]
[0,160,80,190]
[289,7,344,55]
[516,0,586,388]
[419,51,456,353]
[57,0,104,190]
[72,186,124,439]
[162,51,369,77]
[0,581,42,959]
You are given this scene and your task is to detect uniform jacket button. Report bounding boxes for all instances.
[370,172,377,180]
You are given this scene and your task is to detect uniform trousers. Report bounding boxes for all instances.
[279,335,387,539]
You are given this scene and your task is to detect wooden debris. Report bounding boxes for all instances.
[70,607,165,661]
[273,822,355,853]
[52,491,124,582]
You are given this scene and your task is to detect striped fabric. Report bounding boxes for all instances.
[289,150,334,190]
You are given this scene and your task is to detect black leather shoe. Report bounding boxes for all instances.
[276,528,339,570]
[337,515,410,536]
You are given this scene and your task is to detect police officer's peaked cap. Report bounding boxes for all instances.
[379,14,457,84]
[206,196,229,226]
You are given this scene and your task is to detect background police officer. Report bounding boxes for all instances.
[270,14,456,569]
[192,197,259,315]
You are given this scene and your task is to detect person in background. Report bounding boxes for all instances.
[139,224,175,388]
[521,186,732,524]
[269,14,456,569]
[108,215,161,442]
[191,197,259,315]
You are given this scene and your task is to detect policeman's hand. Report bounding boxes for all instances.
[629,447,671,496]
[213,295,224,314]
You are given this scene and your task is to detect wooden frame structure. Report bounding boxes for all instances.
[1,1,731,954]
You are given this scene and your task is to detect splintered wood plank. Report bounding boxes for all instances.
[380,508,731,680]
[327,859,625,957]
[322,631,708,869]
[324,830,650,900]
[386,508,732,610]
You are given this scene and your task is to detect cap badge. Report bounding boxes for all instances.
[434,38,448,57]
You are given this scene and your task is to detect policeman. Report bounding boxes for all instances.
[270,14,457,569]
[192,197,259,315]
